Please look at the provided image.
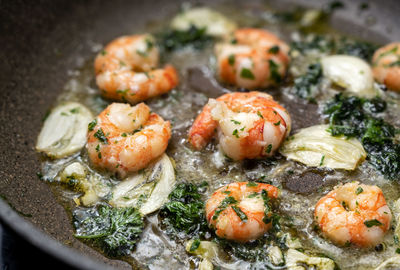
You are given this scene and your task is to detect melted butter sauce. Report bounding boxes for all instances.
[40,2,400,269]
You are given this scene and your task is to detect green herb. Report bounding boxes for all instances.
[266,144,272,153]
[291,35,335,55]
[257,111,264,119]
[95,144,100,152]
[231,119,241,125]
[319,155,325,166]
[228,54,235,66]
[246,182,258,187]
[364,219,383,228]
[261,189,271,224]
[88,119,97,131]
[231,205,248,221]
[324,94,400,179]
[136,49,148,57]
[232,129,239,138]
[212,196,237,221]
[116,89,129,95]
[268,46,280,54]
[70,107,80,114]
[60,112,68,116]
[388,60,400,67]
[337,39,377,61]
[94,128,108,144]
[396,248,400,254]
[190,239,201,252]
[247,192,259,198]
[157,25,213,52]
[268,59,281,83]
[240,68,255,80]
[100,50,107,56]
[121,133,127,137]
[355,187,364,195]
[394,235,399,245]
[160,183,208,236]
[274,121,281,126]
[293,63,323,100]
[145,38,154,50]
[73,205,144,257]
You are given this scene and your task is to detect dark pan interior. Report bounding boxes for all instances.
[0,0,399,269]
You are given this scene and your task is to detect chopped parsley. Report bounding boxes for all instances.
[274,120,281,126]
[232,129,240,138]
[257,111,264,119]
[228,54,235,66]
[70,107,80,114]
[94,128,108,144]
[121,133,127,137]
[355,187,364,195]
[231,205,248,221]
[364,219,382,228]
[240,68,255,80]
[293,63,323,100]
[190,239,201,252]
[246,182,258,187]
[212,196,237,221]
[266,144,272,154]
[268,46,280,54]
[268,59,281,83]
[319,155,325,166]
[231,119,241,125]
[88,119,97,131]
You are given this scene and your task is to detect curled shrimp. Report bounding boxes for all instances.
[205,182,279,242]
[315,182,392,247]
[87,102,171,177]
[372,42,400,92]
[188,91,291,160]
[95,34,179,103]
[215,28,290,89]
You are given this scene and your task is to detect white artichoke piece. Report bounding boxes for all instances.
[321,55,377,98]
[171,7,237,38]
[375,256,400,270]
[36,102,93,158]
[267,245,284,266]
[109,154,176,215]
[280,125,366,170]
[286,249,335,270]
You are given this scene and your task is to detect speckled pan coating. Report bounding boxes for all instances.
[0,0,398,269]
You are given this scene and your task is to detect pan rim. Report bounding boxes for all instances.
[0,199,114,270]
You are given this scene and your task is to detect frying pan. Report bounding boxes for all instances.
[0,0,399,269]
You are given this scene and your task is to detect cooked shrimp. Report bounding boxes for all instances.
[215,28,290,89]
[205,182,279,242]
[87,102,171,177]
[188,91,291,160]
[315,182,392,247]
[372,42,400,92]
[95,34,179,103]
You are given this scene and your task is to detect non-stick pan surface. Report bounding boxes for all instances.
[0,0,399,269]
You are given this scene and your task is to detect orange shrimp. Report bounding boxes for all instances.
[205,182,279,242]
[215,28,290,89]
[188,92,291,160]
[86,103,171,177]
[95,34,179,103]
[315,182,392,247]
[372,42,400,92]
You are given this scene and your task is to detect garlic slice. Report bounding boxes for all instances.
[171,7,237,38]
[280,125,366,170]
[321,55,377,98]
[36,102,93,158]
[109,154,176,215]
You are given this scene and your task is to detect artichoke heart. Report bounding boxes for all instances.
[36,102,93,158]
[280,125,366,170]
[109,154,176,215]
[321,55,377,98]
[171,7,237,38]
